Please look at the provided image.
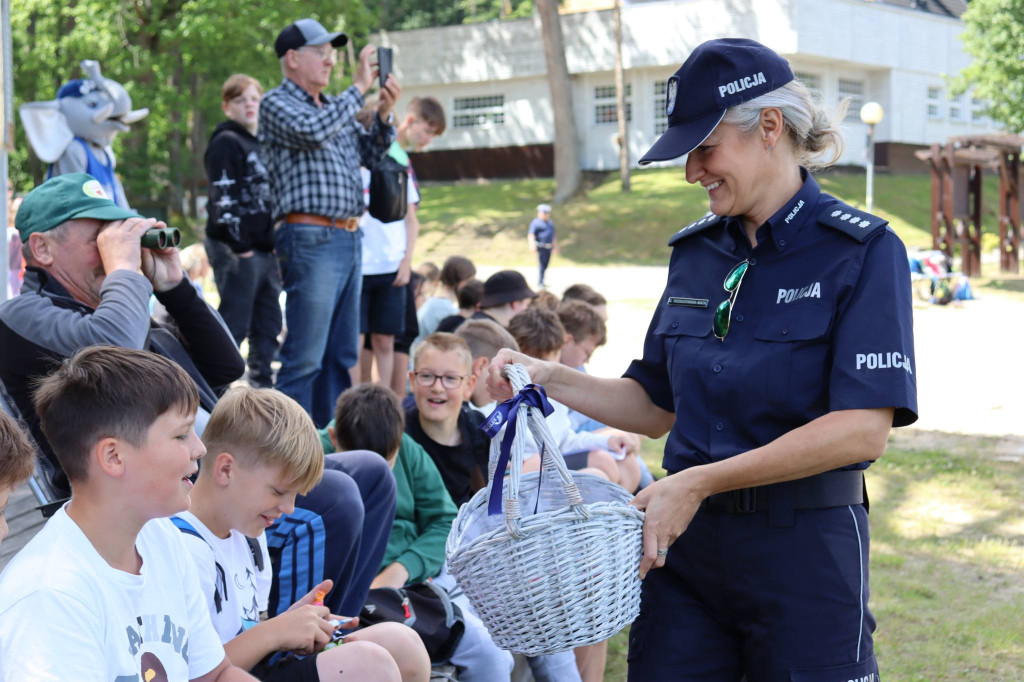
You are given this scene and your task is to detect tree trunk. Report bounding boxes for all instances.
[535,0,582,204]
[614,0,630,192]
[188,71,204,221]
[166,61,184,219]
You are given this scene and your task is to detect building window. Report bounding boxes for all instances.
[594,84,632,125]
[794,71,823,100]
[452,95,505,129]
[654,80,668,134]
[927,87,942,119]
[949,92,965,122]
[837,78,864,120]
[971,96,987,123]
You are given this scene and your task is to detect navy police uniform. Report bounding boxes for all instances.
[623,169,917,681]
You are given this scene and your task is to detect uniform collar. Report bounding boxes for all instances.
[722,168,818,254]
[762,168,819,252]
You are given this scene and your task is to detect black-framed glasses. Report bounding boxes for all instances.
[413,371,466,389]
[712,260,749,340]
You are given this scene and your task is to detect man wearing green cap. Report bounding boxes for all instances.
[0,173,245,495]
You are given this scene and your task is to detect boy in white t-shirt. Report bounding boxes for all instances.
[0,346,256,682]
[357,97,446,388]
[175,386,429,682]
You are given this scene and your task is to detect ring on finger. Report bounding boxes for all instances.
[656,548,668,557]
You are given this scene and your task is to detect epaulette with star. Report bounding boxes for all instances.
[817,203,888,242]
[668,212,724,246]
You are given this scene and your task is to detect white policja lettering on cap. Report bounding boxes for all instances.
[718,72,766,98]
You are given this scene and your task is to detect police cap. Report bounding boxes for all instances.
[639,38,794,165]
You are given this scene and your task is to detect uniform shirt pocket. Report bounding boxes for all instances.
[753,305,833,413]
[654,307,712,404]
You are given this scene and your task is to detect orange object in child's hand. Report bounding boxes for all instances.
[313,589,327,606]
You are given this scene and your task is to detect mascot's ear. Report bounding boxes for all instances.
[18,101,74,164]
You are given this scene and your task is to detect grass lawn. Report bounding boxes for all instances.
[597,438,1024,681]
[415,167,1012,268]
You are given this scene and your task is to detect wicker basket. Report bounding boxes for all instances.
[445,365,644,656]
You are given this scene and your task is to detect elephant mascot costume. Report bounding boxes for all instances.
[19,60,148,208]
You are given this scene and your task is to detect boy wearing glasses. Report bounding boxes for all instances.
[403,333,489,507]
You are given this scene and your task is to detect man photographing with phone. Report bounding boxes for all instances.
[260,18,402,426]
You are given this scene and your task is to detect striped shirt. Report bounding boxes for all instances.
[259,78,393,221]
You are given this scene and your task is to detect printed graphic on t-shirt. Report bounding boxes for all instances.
[116,611,192,681]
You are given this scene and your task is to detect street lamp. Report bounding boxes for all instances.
[860,102,884,212]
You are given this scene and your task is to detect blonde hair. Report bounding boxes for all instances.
[202,387,323,494]
[721,79,847,170]
[455,319,519,361]
[413,332,473,373]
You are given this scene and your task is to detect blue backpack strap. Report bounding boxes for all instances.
[817,203,888,242]
[171,516,227,613]
[668,212,724,246]
[170,516,203,539]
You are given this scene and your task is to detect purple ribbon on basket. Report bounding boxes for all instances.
[481,383,554,517]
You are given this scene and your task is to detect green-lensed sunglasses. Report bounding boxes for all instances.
[712,260,750,340]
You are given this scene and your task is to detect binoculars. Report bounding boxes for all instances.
[141,227,181,250]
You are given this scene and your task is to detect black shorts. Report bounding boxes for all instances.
[360,272,407,336]
[394,278,420,355]
[251,652,321,681]
[562,449,590,470]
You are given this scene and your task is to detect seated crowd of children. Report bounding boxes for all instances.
[0,267,647,682]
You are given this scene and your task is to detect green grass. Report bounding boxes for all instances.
[599,441,1024,681]
[415,168,1012,268]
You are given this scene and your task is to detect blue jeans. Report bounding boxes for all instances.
[275,223,362,427]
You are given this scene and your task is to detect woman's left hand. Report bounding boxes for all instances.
[630,469,707,579]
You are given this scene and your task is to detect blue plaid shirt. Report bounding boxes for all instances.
[259,78,394,221]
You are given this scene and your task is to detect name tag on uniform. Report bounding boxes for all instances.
[667,296,709,308]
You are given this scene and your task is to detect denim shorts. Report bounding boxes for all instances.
[360,272,407,335]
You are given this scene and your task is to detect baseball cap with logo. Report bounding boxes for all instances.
[15,173,139,242]
[639,38,794,165]
[275,18,349,59]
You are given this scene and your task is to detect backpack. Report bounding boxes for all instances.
[357,581,466,663]
[368,154,409,223]
[171,516,264,614]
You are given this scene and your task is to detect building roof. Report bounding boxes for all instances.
[877,0,968,18]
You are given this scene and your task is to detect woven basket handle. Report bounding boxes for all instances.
[485,364,589,537]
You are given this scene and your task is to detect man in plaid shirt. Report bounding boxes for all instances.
[260,18,401,426]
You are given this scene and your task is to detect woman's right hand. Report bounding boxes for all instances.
[487,348,556,401]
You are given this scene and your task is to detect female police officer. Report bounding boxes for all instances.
[488,38,917,680]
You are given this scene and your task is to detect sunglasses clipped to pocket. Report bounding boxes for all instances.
[712,259,749,340]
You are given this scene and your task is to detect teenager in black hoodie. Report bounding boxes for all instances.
[204,74,280,388]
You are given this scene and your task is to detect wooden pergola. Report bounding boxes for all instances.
[915,134,1024,276]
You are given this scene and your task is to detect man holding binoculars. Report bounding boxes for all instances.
[0,173,245,496]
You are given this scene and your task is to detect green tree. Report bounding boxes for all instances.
[955,0,1024,133]
[9,0,375,221]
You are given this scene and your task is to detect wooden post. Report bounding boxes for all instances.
[963,164,983,277]
[997,151,1020,273]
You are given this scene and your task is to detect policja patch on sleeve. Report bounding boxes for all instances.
[817,203,888,242]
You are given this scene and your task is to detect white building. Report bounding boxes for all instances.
[378,0,997,179]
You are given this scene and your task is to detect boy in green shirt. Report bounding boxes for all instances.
[327,383,514,682]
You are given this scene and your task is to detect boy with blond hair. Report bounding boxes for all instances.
[176,386,429,682]
[403,333,489,506]
[0,409,35,546]
[454,319,519,416]
[0,346,256,681]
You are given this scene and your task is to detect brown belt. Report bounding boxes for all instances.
[284,212,359,231]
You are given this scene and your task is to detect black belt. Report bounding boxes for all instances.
[704,470,866,524]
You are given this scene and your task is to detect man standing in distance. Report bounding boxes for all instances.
[260,18,401,426]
